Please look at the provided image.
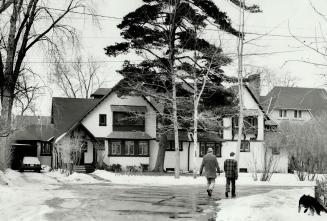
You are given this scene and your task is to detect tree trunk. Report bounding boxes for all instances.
[153,133,167,172]
[193,100,198,178]
[172,73,180,178]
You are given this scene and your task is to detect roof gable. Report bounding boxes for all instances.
[52,97,99,137]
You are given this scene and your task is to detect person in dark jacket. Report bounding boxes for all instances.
[224,152,238,198]
[199,148,220,197]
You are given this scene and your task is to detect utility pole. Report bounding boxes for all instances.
[236,0,245,163]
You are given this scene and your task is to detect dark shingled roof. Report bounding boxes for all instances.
[90,88,111,97]
[13,124,55,141]
[107,131,154,140]
[263,86,327,116]
[52,97,100,137]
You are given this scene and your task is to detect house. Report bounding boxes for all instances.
[261,86,327,124]
[51,88,159,170]
[163,80,288,173]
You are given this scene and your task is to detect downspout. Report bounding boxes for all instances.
[187,141,191,172]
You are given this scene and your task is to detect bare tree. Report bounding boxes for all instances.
[0,0,95,169]
[260,68,299,92]
[51,54,103,98]
[0,0,13,14]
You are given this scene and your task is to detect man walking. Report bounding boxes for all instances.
[224,152,238,198]
[199,148,220,197]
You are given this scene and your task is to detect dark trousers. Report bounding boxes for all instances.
[226,178,236,195]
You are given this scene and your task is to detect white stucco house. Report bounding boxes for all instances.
[261,86,327,124]
[49,78,288,173]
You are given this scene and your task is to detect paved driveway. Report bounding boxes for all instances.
[44,182,293,221]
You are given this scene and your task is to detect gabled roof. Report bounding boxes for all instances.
[52,87,159,139]
[263,86,327,116]
[52,97,100,137]
[13,124,55,141]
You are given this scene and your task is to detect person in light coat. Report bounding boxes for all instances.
[200,147,220,197]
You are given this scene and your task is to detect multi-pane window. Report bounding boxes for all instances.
[99,114,107,126]
[125,141,135,155]
[200,142,222,157]
[40,142,51,156]
[109,140,149,156]
[113,112,145,131]
[279,109,287,118]
[294,110,302,118]
[138,141,149,156]
[111,141,122,155]
[166,141,183,151]
[240,140,250,152]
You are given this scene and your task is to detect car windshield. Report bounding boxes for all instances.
[22,157,40,164]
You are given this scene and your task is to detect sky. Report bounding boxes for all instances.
[15,0,327,115]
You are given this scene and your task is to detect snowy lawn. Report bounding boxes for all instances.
[92,170,317,187]
[45,170,101,184]
[0,169,74,221]
[216,188,326,221]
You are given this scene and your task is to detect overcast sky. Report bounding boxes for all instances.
[23,0,327,115]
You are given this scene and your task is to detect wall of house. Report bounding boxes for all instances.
[82,93,157,139]
[270,109,312,124]
[162,141,288,173]
[36,142,51,166]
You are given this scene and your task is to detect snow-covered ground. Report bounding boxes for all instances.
[0,169,99,221]
[92,170,317,187]
[217,188,326,221]
[45,170,101,184]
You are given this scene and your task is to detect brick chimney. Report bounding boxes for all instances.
[247,73,261,101]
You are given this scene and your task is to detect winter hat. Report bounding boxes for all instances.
[230,152,235,157]
[207,148,213,153]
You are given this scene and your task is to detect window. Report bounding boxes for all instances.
[279,109,287,118]
[81,141,88,152]
[40,142,51,156]
[138,141,149,156]
[166,141,183,151]
[99,114,107,126]
[113,112,145,131]
[294,110,302,119]
[272,146,280,155]
[240,140,250,152]
[111,141,122,155]
[125,141,135,155]
[200,142,222,157]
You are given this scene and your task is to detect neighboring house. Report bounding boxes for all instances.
[261,86,327,124]
[11,124,54,170]
[164,80,288,173]
[51,88,159,170]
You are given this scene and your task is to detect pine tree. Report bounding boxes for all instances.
[105,0,259,177]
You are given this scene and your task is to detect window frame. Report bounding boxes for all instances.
[40,142,52,156]
[166,141,183,151]
[99,114,107,126]
[112,111,145,131]
[199,142,222,157]
[108,140,149,157]
[125,140,135,156]
[240,140,250,152]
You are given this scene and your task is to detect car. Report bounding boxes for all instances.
[20,156,41,173]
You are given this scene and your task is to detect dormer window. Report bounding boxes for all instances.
[113,112,145,131]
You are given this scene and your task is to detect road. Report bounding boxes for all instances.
[37,177,293,221]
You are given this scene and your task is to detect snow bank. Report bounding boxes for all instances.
[46,170,101,184]
[216,188,326,221]
[0,170,9,185]
[92,170,317,187]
